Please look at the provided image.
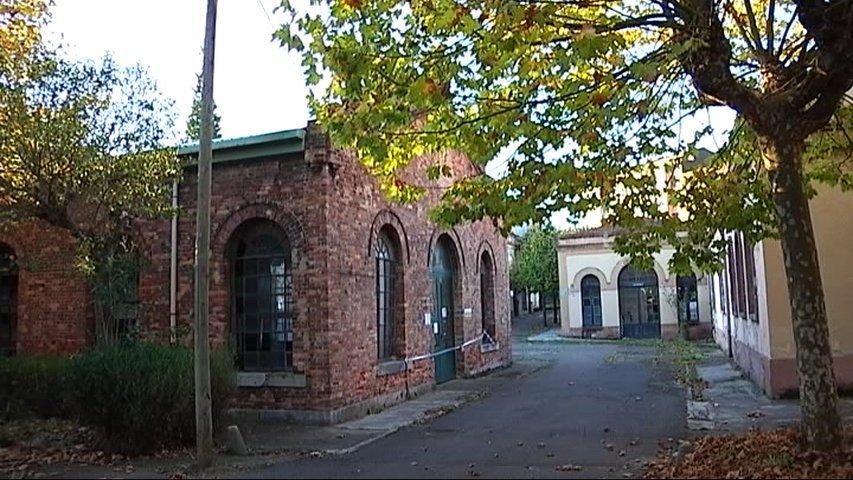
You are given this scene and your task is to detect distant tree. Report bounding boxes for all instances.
[511,225,559,323]
[185,71,221,141]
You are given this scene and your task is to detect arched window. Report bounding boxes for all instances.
[0,244,17,356]
[230,220,292,371]
[580,275,602,327]
[376,228,399,360]
[480,251,496,343]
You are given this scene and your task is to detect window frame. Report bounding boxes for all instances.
[230,220,293,372]
[376,230,398,360]
[479,251,496,344]
[580,274,603,328]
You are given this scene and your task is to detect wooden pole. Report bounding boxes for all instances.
[194,0,217,469]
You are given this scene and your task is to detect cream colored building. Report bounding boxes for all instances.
[709,184,853,397]
[557,227,712,339]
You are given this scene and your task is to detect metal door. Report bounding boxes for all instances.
[618,266,661,339]
[432,241,456,383]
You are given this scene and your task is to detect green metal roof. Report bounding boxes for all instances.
[178,128,306,165]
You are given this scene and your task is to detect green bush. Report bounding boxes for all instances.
[0,355,73,421]
[67,343,235,454]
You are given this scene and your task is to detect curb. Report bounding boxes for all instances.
[321,390,487,456]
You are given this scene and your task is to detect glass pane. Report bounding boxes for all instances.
[232,221,293,371]
[274,275,286,294]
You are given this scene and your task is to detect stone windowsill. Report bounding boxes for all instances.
[480,342,500,353]
[377,359,407,377]
[237,371,307,388]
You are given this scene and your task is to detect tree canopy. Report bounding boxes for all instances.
[0,36,179,238]
[1,1,179,346]
[278,0,851,271]
[279,0,853,450]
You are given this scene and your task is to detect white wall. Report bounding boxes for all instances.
[557,235,711,336]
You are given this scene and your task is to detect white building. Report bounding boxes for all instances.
[557,227,712,339]
[708,183,853,397]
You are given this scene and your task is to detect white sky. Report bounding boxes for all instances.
[46,0,310,139]
[45,0,736,231]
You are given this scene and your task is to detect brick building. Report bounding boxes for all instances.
[0,125,512,423]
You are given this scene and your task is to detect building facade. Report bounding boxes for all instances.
[557,228,712,340]
[709,184,853,397]
[0,125,512,423]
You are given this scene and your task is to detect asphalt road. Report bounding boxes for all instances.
[232,339,687,479]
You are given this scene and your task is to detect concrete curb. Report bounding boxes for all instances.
[321,390,487,456]
[322,428,398,456]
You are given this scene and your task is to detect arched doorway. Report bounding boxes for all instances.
[228,220,292,371]
[676,274,699,323]
[618,265,661,339]
[431,236,458,383]
[479,251,495,344]
[0,244,18,356]
[580,275,602,329]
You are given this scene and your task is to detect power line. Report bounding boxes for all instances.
[256,0,275,29]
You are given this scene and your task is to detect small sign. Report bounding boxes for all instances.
[463,307,473,317]
[424,312,431,325]
[433,322,439,334]
[441,307,448,318]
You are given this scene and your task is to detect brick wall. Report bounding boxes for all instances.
[0,220,91,354]
[4,124,512,417]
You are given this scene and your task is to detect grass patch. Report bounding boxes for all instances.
[655,339,707,399]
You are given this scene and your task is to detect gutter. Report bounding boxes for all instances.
[170,179,178,343]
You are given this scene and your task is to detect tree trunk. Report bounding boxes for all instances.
[763,137,841,451]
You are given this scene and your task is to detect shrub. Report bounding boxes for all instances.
[67,342,235,455]
[0,355,73,421]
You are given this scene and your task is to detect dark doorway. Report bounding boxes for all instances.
[618,265,661,339]
[0,244,18,356]
[676,274,699,323]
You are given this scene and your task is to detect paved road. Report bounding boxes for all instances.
[231,339,687,479]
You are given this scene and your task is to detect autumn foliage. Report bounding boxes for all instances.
[645,427,853,479]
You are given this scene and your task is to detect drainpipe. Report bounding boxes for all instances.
[169,179,178,344]
[724,275,733,358]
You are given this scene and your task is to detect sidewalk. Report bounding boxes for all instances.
[686,348,853,433]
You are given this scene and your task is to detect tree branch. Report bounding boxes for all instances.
[675,0,763,127]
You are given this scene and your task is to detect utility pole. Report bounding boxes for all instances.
[194,0,217,469]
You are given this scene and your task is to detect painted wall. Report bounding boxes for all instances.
[763,184,853,395]
[557,235,711,339]
[713,184,853,396]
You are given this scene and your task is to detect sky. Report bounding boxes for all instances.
[45,0,735,231]
[46,0,310,139]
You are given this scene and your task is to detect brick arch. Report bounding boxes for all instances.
[212,203,306,266]
[0,238,21,266]
[475,240,497,275]
[366,209,410,264]
[426,227,466,273]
